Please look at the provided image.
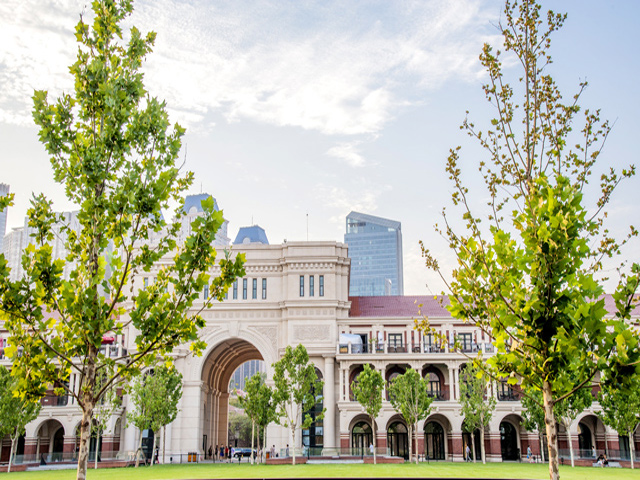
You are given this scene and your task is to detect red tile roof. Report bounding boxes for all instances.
[349,294,640,318]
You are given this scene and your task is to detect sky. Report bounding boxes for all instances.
[1,0,638,294]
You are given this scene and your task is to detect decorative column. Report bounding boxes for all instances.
[323,356,336,450]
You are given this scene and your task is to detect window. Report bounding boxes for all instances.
[252,278,257,299]
[262,278,267,299]
[300,275,305,297]
[319,275,324,296]
[143,277,149,289]
[203,284,209,300]
[242,278,247,300]
[309,275,315,296]
[426,372,441,398]
[458,333,473,352]
[233,281,238,300]
[388,333,403,347]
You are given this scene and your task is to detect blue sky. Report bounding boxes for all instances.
[1,0,638,294]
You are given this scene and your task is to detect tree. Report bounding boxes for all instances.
[127,365,182,467]
[91,377,122,469]
[0,368,41,473]
[521,386,591,467]
[387,368,434,464]
[351,364,384,464]
[599,383,640,469]
[418,1,640,478]
[0,2,244,480]
[459,362,496,464]
[237,372,277,464]
[272,344,323,465]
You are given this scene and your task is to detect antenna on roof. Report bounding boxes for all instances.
[306,213,309,241]
[251,215,254,225]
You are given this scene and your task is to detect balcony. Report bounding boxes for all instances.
[497,390,522,401]
[41,394,69,407]
[337,341,495,355]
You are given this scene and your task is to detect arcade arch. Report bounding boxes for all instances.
[200,338,264,452]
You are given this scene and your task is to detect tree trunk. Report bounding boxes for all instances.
[250,420,255,465]
[149,431,157,467]
[162,426,166,465]
[565,422,575,467]
[542,380,560,480]
[263,425,267,464]
[371,415,377,464]
[76,348,98,480]
[471,429,476,463]
[94,428,99,469]
[539,432,545,463]
[290,425,296,465]
[414,422,419,464]
[480,427,486,464]
[135,431,144,468]
[629,428,635,469]
[407,424,413,464]
[8,432,16,473]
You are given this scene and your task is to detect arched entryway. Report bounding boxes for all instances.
[387,421,408,459]
[201,338,264,454]
[351,421,373,456]
[462,422,481,461]
[36,419,65,463]
[577,422,593,456]
[500,421,519,460]
[424,421,445,460]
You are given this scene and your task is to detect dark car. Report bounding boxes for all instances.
[233,448,256,461]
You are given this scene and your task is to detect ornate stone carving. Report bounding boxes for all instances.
[250,325,278,351]
[293,325,329,342]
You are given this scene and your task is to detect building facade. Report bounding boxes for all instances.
[345,211,403,296]
[1,241,639,466]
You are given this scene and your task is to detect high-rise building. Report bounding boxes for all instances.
[344,211,403,296]
[0,183,9,253]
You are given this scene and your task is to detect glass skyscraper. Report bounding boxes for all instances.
[344,211,404,296]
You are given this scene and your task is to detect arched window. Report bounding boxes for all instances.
[387,422,409,459]
[577,422,593,454]
[425,422,445,460]
[426,372,441,399]
[500,422,518,460]
[352,421,372,456]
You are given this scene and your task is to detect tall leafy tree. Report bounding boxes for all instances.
[238,373,277,464]
[459,363,496,464]
[388,368,434,464]
[0,2,244,480]
[127,365,182,467]
[418,0,640,478]
[272,344,323,465]
[599,383,640,469]
[350,364,384,464]
[0,368,41,473]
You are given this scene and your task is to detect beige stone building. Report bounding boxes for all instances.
[1,240,639,466]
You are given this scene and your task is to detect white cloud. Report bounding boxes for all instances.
[326,141,366,167]
[0,0,498,134]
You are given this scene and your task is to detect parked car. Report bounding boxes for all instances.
[233,448,256,461]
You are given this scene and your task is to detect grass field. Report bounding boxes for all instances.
[1,462,634,480]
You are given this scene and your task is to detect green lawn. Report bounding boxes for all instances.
[1,462,635,480]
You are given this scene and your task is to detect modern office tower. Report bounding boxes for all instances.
[233,225,269,245]
[344,211,404,296]
[228,360,265,392]
[0,183,9,253]
[2,227,23,281]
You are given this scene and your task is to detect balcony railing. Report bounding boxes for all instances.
[337,341,495,355]
[41,394,69,407]
[497,391,521,401]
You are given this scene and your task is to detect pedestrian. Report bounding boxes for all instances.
[224,445,229,462]
[592,445,596,459]
[286,444,290,457]
[527,445,532,463]
[465,444,471,462]
[369,443,374,456]
[270,444,276,459]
